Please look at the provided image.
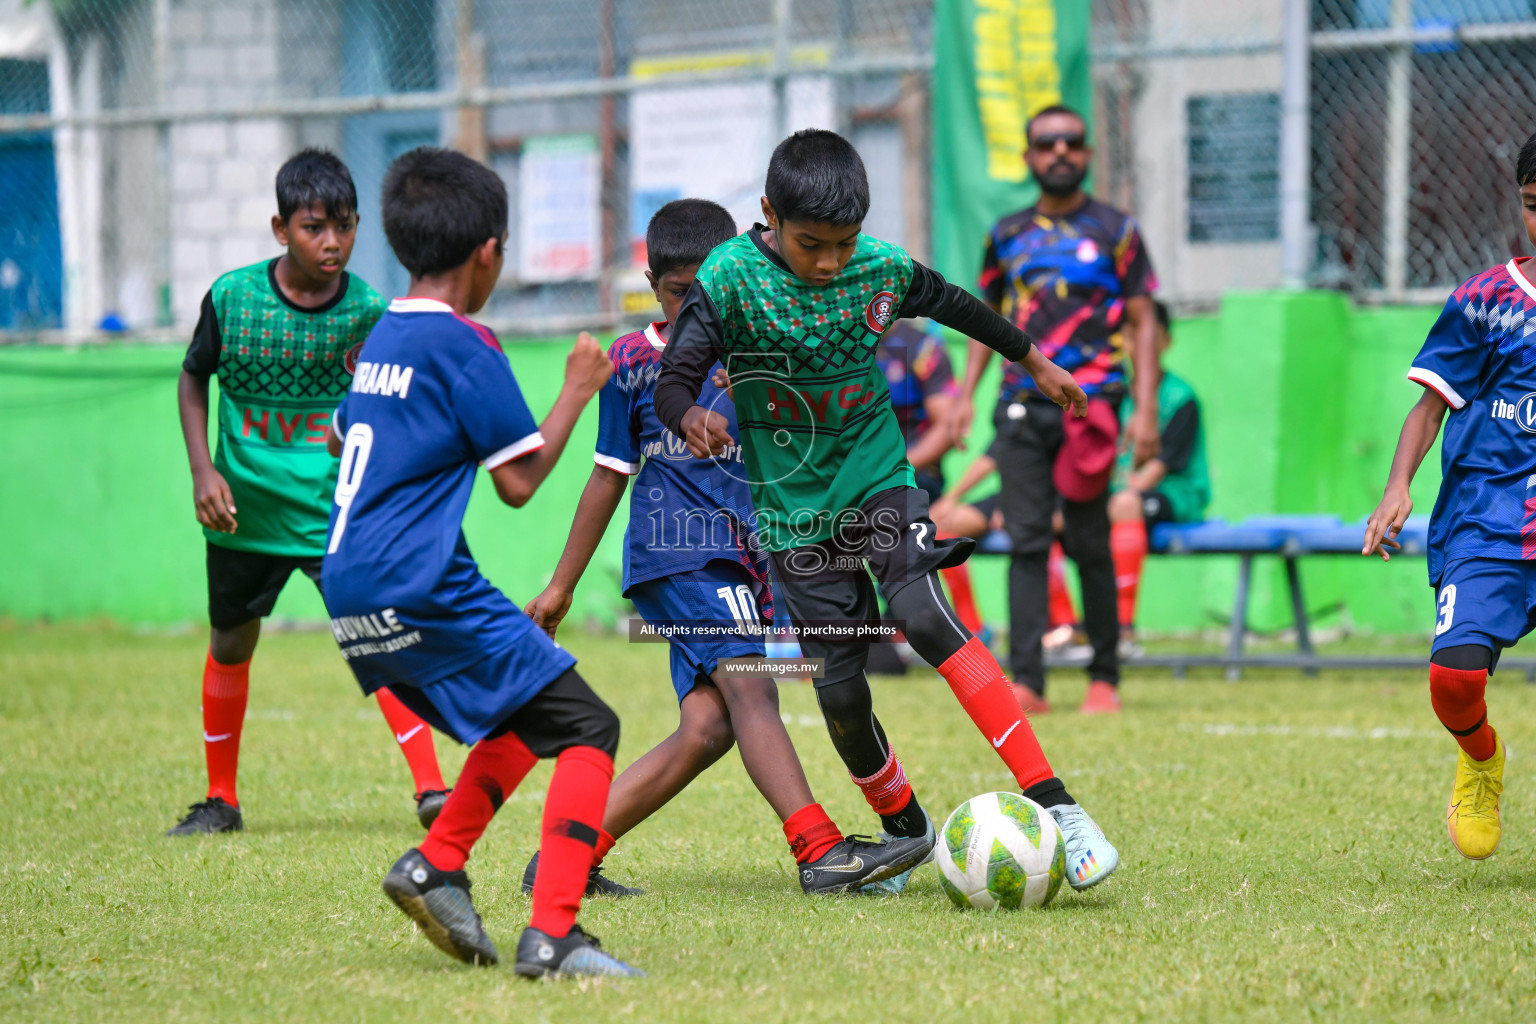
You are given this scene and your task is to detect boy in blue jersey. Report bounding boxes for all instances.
[1364,130,1536,862]
[523,200,932,895]
[321,147,639,977]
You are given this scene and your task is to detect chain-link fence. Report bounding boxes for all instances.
[0,0,1533,339]
[1091,0,1536,306]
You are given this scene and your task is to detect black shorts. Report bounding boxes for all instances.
[206,542,322,630]
[769,485,973,684]
[1140,491,1177,528]
[388,666,620,757]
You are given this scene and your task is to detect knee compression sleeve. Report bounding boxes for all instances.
[814,674,890,778]
[885,572,973,667]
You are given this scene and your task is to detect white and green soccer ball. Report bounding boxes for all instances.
[936,792,1066,910]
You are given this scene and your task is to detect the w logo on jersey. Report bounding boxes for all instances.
[661,430,692,461]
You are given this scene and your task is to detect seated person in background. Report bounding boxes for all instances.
[879,319,958,500]
[932,449,1078,654]
[1107,299,1209,642]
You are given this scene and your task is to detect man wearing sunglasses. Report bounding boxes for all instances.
[949,104,1161,716]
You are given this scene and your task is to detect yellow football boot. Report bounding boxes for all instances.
[1447,732,1504,861]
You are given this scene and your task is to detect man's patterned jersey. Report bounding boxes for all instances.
[979,197,1156,400]
[1409,258,1536,584]
[594,321,771,617]
[183,259,385,556]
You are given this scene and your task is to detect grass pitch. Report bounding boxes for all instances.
[4,623,1536,1023]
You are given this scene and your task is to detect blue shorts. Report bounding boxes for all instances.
[383,636,577,745]
[1430,556,1536,672]
[628,560,767,703]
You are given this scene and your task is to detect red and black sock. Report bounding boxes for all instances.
[529,745,614,939]
[374,687,446,795]
[418,730,538,872]
[782,803,843,863]
[201,651,250,806]
[937,637,1054,791]
[850,746,927,837]
[1429,662,1497,762]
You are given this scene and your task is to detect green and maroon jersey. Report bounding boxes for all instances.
[654,227,1033,551]
[183,259,385,556]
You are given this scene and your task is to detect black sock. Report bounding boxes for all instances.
[880,793,930,838]
[1023,777,1074,809]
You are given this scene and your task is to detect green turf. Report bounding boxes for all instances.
[4,623,1535,1023]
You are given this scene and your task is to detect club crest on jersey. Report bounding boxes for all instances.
[345,342,364,374]
[1491,393,1536,433]
[865,291,897,334]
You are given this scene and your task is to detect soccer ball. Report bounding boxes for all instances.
[936,792,1066,910]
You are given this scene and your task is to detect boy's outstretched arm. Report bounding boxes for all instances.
[899,262,1087,451]
[490,332,611,508]
[655,280,731,458]
[177,369,237,533]
[1362,389,1448,560]
[525,465,629,637]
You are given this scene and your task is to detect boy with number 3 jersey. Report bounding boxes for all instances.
[1364,130,1536,862]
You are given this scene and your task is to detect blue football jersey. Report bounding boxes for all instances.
[320,297,576,700]
[1409,258,1536,584]
[595,321,771,617]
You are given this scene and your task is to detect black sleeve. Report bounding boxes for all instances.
[897,261,1033,363]
[182,291,222,376]
[654,279,728,436]
[1158,399,1200,473]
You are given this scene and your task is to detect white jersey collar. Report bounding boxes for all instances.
[644,321,669,349]
[1508,258,1536,304]
[389,297,455,314]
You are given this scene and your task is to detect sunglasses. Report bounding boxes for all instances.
[1029,133,1087,153]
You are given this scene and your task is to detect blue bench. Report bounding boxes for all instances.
[976,515,1536,679]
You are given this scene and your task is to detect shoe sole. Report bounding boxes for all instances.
[1446,802,1500,861]
[164,819,243,837]
[804,837,935,895]
[382,873,498,966]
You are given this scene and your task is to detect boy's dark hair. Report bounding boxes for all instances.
[647,199,737,277]
[765,129,870,227]
[1152,298,1171,331]
[1518,131,1536,187]
[1025,103,1087,142]
[381,147,508,279]
[275,148,358,222]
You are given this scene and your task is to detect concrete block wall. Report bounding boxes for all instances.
[165,0,292,326]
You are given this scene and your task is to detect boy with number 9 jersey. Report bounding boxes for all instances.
[322,147,640,978]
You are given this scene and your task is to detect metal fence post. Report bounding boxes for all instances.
[1279,0,1310,288]
[1382,0,1413,299]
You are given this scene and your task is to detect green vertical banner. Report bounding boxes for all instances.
[931,0,1092,289]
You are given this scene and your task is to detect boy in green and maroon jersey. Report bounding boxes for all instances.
[655,130,1122,892]
[167,149,448,837]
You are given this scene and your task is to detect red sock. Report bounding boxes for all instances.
[782,803,843,863]
[202,652,250,806]
[530,746,614,939]
[1429,663,1497,761]
[419,730,538,872]
[941,561,983,635]
[937,637,1053,790]
[1047,542,1078,628]
[850,746,913,816]
[591,826,617,868]
[375,687,446,794]
[1110,519,1148,630]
